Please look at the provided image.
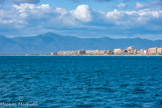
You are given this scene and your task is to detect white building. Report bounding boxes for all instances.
[86,50,96,55]
[114,49,124,55]
[137,49,147,55]
[157,48,162,55]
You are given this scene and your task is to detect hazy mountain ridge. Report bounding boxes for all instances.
[0,33,162,54]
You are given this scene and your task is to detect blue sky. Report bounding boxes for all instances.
[0,0,162,40]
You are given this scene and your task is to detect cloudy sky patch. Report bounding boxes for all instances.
[0,0,161,40]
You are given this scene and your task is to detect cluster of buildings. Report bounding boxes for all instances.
[50,46,162,56]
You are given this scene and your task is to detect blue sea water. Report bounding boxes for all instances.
[0,56,162,108]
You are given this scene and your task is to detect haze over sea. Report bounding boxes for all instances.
[0,56,162,108]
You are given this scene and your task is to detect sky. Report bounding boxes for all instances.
[0,0,162,40]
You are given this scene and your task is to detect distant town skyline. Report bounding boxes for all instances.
[0,0,162,40]
[54,46,162,56]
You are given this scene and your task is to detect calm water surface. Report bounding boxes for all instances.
[0,56,162,108]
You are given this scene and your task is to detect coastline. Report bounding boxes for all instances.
[0,55,162,56]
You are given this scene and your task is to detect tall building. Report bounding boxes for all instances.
[148,47,157,55]
[86,50,96,55]
[157,48,162,55]
[105,50,113,55]
[127,46,135,54]
[97,50,106,55]
[137,49,147,55]
[71,51,79,55]
[50,52,57,55]
[134,49,137,55]
[57,51,63,55]
[78,50,86,55]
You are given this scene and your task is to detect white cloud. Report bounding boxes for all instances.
[71,5,91,22]
[2,3,161,28]
[106,9,162,26]
[13,3,35,12]
[37,4,50,9]
[13,3,51,20]
[55,8,79,26]
[13,3,50,11]
[0,3,162,39]
[56,8,67,17]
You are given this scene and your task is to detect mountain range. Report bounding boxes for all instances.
[0,32,162,54]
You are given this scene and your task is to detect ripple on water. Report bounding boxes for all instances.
[0,56,162,107]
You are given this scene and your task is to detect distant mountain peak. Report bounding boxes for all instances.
[0,33,162,54]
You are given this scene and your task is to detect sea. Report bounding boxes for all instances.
[0,56,162,108]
